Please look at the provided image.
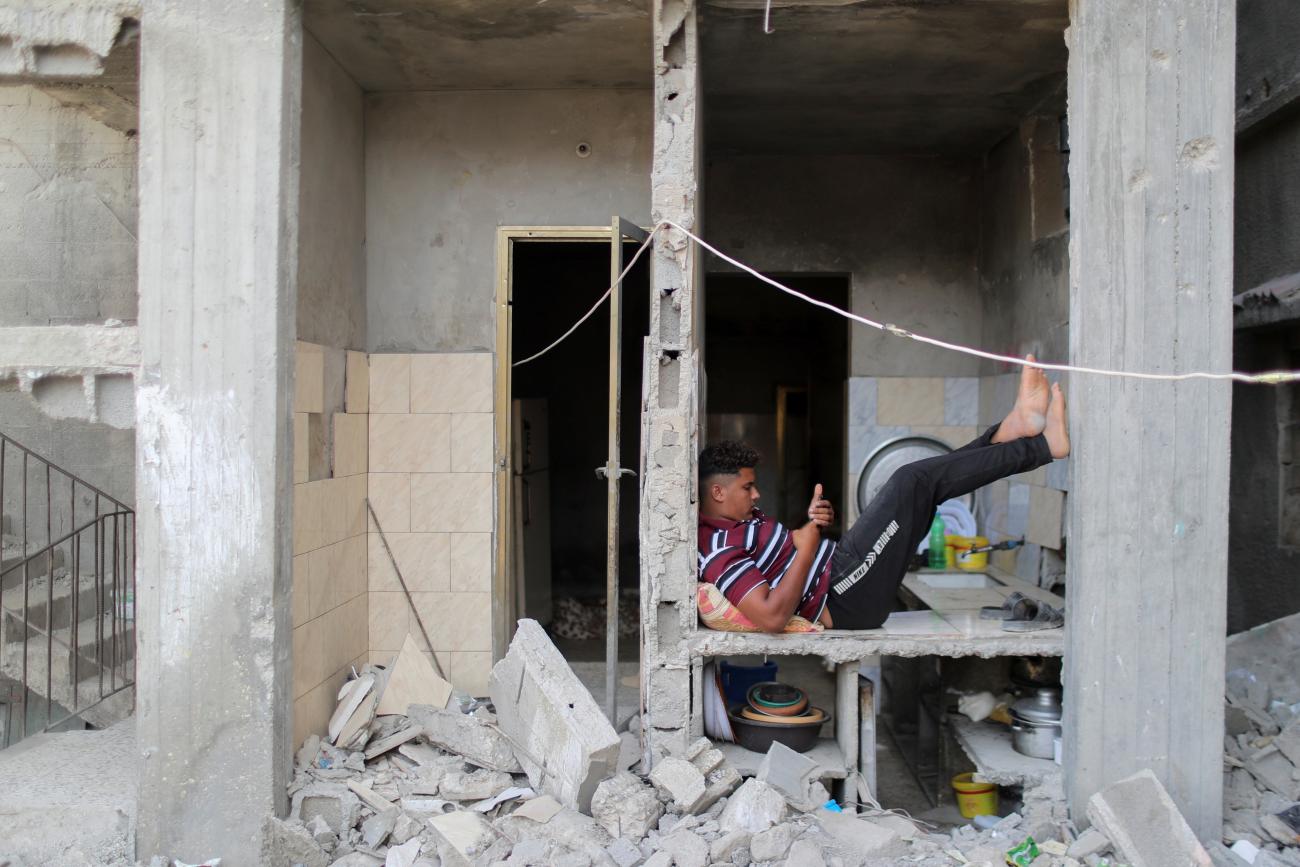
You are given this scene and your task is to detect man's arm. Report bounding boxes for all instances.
[735,522,820,632]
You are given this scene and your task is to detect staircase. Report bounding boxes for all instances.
[0,433,135,748]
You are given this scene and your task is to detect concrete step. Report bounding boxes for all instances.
[0,626,133,731]
[1,571,128,636]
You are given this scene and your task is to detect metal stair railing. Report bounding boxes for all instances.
[0,433,135,747]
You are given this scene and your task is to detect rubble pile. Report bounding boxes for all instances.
[1222,667,1300,865]
[266,620,1233,867]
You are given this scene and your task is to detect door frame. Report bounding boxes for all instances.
[492,225,639,662]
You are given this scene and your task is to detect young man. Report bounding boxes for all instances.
[697,359,1070,631]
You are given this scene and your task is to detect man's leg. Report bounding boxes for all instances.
[825,377,1069,630]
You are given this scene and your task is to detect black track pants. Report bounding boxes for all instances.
[825,425,1053,630]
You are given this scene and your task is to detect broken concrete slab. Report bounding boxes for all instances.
[407,704,522,773]
[648,738,741,815]
[1066,827,1112,859]
[592,772,664,840]
[437,768,513,801]
[816,812,907,865]
[1086,769,1212,867]
[291,782,362,835]
[719,779,787,834]
[709,829,752,863]
[427,810,499,867]
[758,741,824,811]
[750,821,799,861]
[785,837,828,867]
[657,828,709,867]
[606,836,644,867]
[361,807,399,849]
[488,619,621,813]
[347,780,395,813]
[383,837,422,867]
[262,816,329,867]
[496,804,615,866]
[1246,745,1300,800]
[649,757,705,813]
[1275,719,1300,767]
[363,726,423,761]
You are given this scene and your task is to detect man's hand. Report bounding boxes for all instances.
[791,520,821,551]
[806,483,835,528]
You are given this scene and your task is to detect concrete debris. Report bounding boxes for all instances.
[263,816,330,867]
[787,837,828,867]
[816,812,908,864]
[649,737,741,815]
[1087,769,1212,867]
[657,827,710,867]
[592,772,664,839]
[606,836,645,867]
[438,768,513,801]
[428,810,499,865]
[758,741,825,811]
[719,778,787,834]
[751,821,800,861]
[407,704,522,773]
[488,619,623,812]
[1066,827,1112,859]
[360,807,399,849]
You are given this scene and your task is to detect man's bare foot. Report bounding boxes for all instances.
[1044,382,1070,458]
[993,355,1049,443]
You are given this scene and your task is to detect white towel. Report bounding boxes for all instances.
[916,498,977,553]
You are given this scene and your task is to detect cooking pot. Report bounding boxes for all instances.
[1009,688,1062,760]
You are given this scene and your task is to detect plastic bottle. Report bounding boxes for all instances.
[927,515,947,569]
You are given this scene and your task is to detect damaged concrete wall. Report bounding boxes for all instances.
[297,32,365,351]
[363,89,651,353]
[705,154,984,378]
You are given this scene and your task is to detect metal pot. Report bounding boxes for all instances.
[1009,688,1062,759]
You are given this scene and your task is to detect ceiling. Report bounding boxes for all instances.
[702,0,1069,154]
[304,0,653,91]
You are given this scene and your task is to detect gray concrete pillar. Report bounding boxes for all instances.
[1063,0,1234,839]
[134,0,300,861]
[640,0,702,765]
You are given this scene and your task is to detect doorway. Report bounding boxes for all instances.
[495,229,650,685]
[704,273,850,531]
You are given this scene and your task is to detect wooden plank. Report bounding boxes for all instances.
[1064,0,1233,839]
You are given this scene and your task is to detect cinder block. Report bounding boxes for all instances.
[488,619,621,812]
[1086,769,1212,867]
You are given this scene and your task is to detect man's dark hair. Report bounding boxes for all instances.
[699,441,761,483]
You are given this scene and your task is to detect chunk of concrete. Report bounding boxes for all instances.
[606,836,644,867]
[427,810,499,867]
[1066,827,1112,859]
[438,768,514,801]
[1274,719,1300,767]
[709,829,751,863]
[649,757,706,813]
[488,619,622,812]
[683,737,742,812]
[1245,746,1300,801]
[649,738,741,815]
[408,704,522,773]
[383,837,423,867]
[592,772,664,840]
[785,838,827,867]
[718,779,787,834]
[657,828,709,867]
[361,807,399,849]
[758,741,824,811]
[750,821,800,861]
[1086,769,1212,867]
[291,782,362,835]
[816,812,907,864]
[495,805,615,866]
[262,817,329,867]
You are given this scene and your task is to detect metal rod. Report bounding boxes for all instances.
[45,546,53,727]
[604,218,624,725]
[365,499,448,680]
[72,518,80,711]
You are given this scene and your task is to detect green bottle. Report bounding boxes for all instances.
[927,515,947,569]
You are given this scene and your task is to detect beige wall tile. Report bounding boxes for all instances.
[448,651,493,697]
[339,534,367,603]
[369,413,451,473]
[293,481,323,555]
[292,553,310,629]
[336,593,369,672]
[1026,485,1065,550]
[334,413,368,478]
[293,661,352,751]
[295,341,325,414]
[345,472,368,538]
[411,591,492,652]
[320,477,351,547]
[450,533,492,593]
[369,532,450,593]
[346,350,369,414]
[294,413,309,484]
[369,354,411,414]
[292,616,326,700]
[410,353,493,414]
[306,543,335,621]
[877,377,945,426]
[450,413,494,472]
[369,591,411,653]
[410,473,493,533]
[368,473,411,533]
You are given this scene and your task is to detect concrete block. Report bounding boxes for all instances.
[709,830,751,862]
[262,817,329,867]
[428,810,499,867]
[361,807,399,848]
[657,828,709,867]
[488,619,621,812]
[816,812,907,864]
[758,741,823,810]
[290,782,361,835]
[750,821,799,861]
[1066,827,1112,859]
[592,772,664,840]
[407,704,521,773]
[1086,769,1212,867]
[495,805,613,866]
[607,836,644,867]
[785,838,828,867]
[438,768,513,801]
[650,756,706,813]
[1246,745,1300,800]
[719,779,787,834]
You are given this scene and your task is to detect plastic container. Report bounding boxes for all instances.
[951,773,998,818]
[719,660,778,706]
[951,535,989,571]
[927,515,948,568]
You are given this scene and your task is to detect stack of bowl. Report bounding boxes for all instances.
[726,681,831,753]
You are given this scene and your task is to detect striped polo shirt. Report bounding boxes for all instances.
[698,509,834,624]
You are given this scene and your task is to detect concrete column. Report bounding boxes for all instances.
[640,0,702,765]
[1064,0,1234,839]
[134,0,300,861]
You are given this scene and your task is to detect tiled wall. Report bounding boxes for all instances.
[292,342,370,749]
[844,373,1069,588]
[367,352,495,696]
